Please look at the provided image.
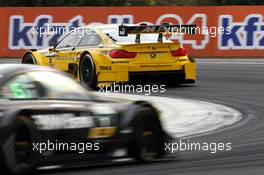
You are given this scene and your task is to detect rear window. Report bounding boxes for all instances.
[98,27,173,43]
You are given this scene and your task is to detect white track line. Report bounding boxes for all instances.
[95,93,242,138]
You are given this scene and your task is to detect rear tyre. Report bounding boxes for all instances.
[130,107,167,162]
[79,54,97,90]
[21,53,36,65]
[0,124,35,175]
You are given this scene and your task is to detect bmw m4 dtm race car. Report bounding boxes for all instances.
[0,64,171,174]
[22,24,196,89]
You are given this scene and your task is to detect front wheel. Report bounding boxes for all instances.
[0,125,36,175]
[130,107,167,162]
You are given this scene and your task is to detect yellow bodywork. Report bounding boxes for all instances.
[23,27,196,87]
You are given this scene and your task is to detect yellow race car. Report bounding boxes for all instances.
[22,24,196,89]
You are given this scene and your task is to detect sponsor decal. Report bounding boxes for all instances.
[218,14,264,50]
[9,15,83,50]
[31,113,114,130]
[100,66,112,71]
[55,55,74,60]
[111,61,129,64]
[140,64,172,68]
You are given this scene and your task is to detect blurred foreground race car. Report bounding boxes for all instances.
[0,64,171,174]
[22,24,196,89]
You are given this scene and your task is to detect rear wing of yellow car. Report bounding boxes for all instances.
[118,23,196,43]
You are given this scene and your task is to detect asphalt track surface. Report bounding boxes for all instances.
[1,59,264,175]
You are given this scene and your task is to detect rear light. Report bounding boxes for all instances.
[109,49,137,58]
[170,47,187,57]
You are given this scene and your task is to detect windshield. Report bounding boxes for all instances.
[0,71,92,101]
[98,27,173,43]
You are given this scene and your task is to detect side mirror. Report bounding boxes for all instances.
[49,40,57,48]
[49,40,57,52]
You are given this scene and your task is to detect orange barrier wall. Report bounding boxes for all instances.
[0,6,264,58]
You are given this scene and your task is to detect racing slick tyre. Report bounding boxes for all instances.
[21,53,37,65]
[129,107,167,162]
[79,54,97,90]
[0,123,36,175]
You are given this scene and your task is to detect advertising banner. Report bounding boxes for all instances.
[0,6,263,58]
